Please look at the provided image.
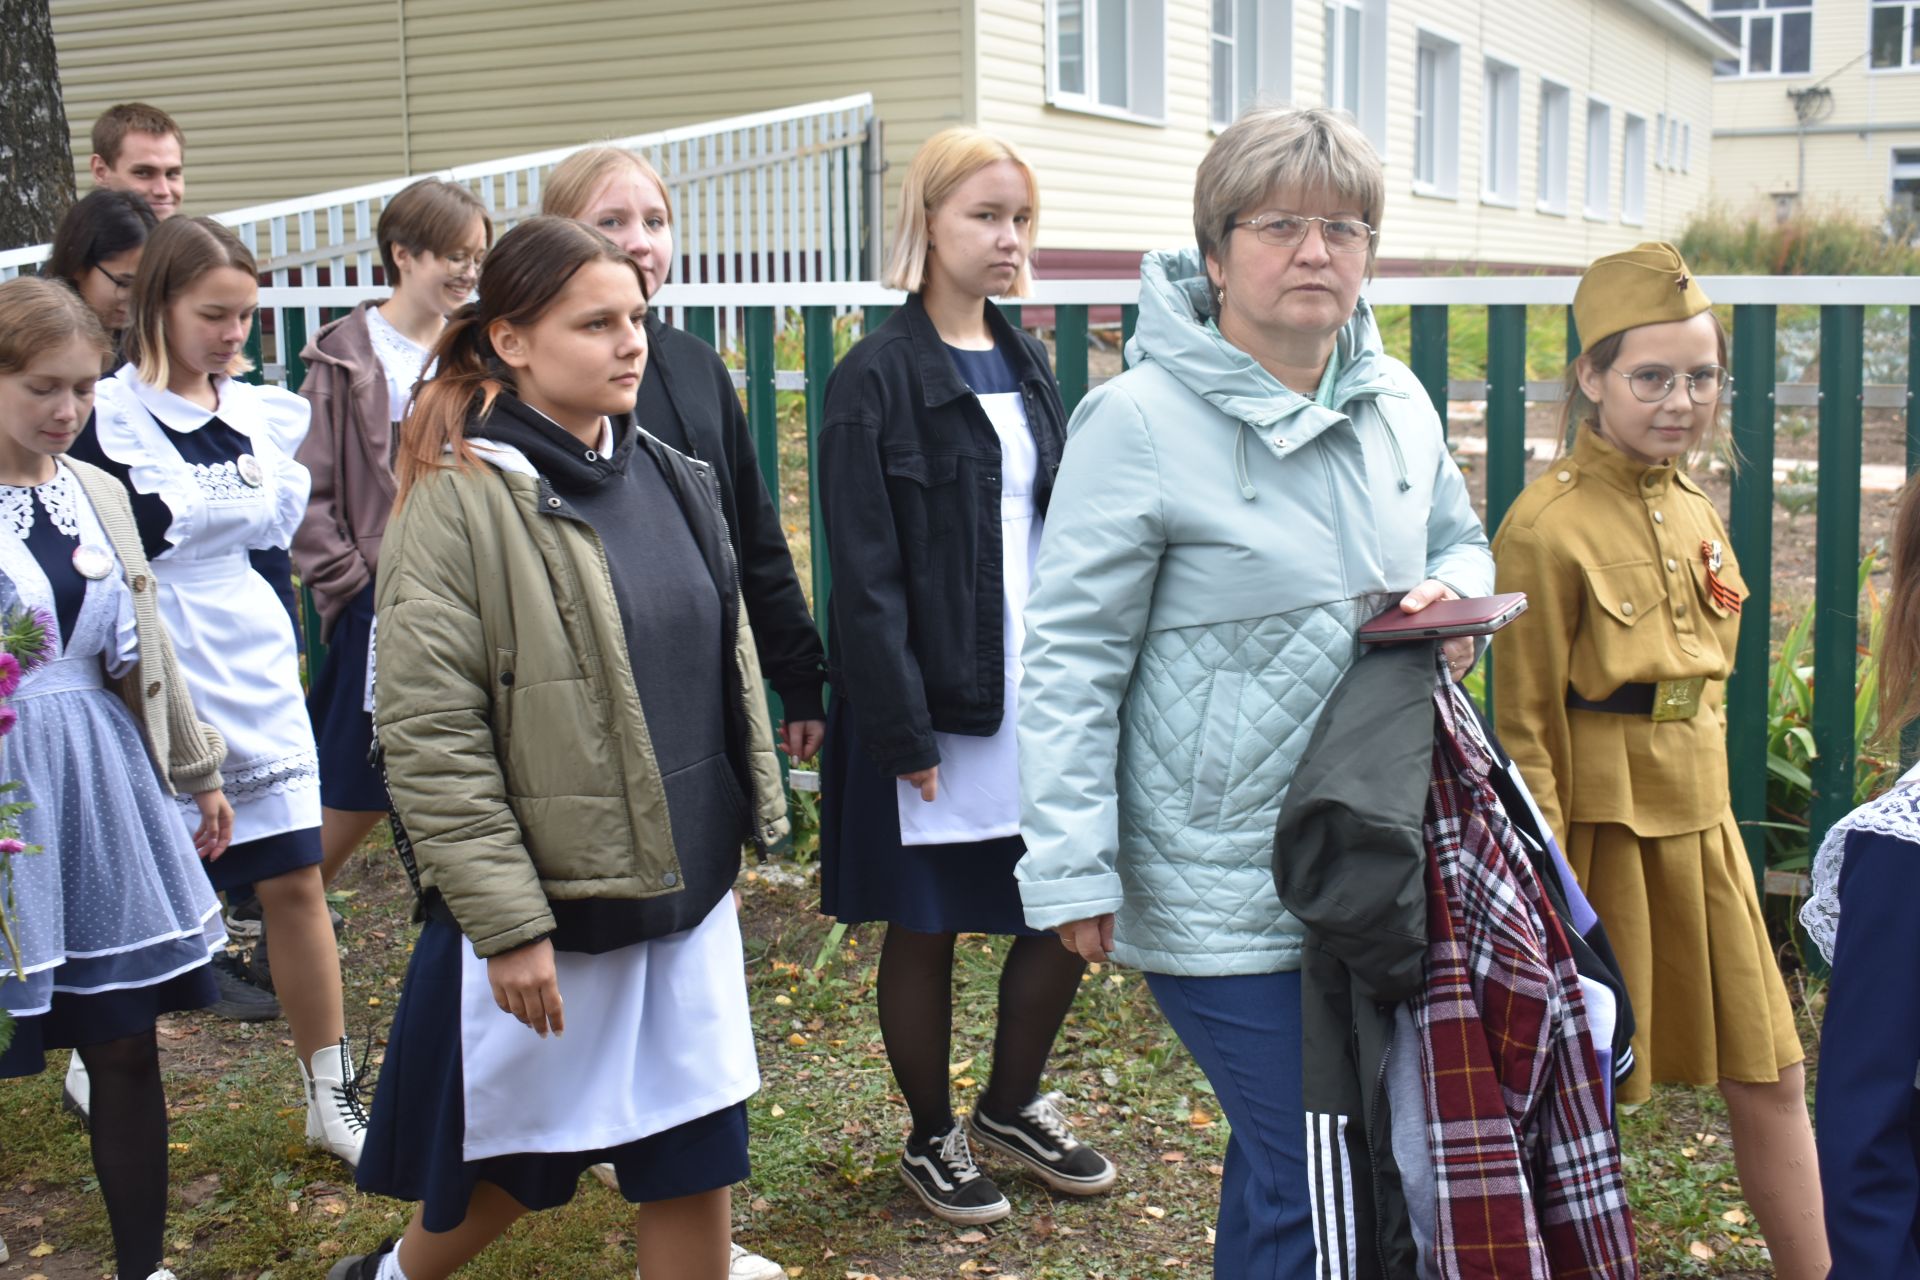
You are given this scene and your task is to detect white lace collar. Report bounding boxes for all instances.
[107,364,311,460]
[1801,759,1920,962]
[0,462,83,539]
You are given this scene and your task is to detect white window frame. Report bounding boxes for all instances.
[1412,29,1461,198]
[1712,0,1813,78]
[1322,0,1391,156]
[1481,57,1520,206]
[1871,1,1920,73]
[1621,113,1648,225]
[1585,98,1612,221]
[1537,78,1571,215]
[1045,0,1170,125]
[1655,111,1667,169]
[1682,122,1692,173]
[1889,146,1920,218]
[1211,0,1294,130]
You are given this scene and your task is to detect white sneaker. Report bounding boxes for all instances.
[1,1231,9,1262]
[590,1160,619,1190]
[64,1052,90,1121]
[301,1038,369,1167]
[635,1242,784,1280]
[145,1271,181,1279]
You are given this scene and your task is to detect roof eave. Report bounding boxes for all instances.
[1611,0,1742,61]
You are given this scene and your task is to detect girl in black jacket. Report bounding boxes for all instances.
[816,127,1110,1226]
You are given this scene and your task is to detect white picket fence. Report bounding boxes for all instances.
[1,94,881,347]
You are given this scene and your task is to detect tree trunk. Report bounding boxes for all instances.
[0,0,74,250]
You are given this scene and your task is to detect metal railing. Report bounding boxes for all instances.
[254,275,1918,881]
[1,95,882,347]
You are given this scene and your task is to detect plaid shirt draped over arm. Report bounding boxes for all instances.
[1414,681,1638,1280]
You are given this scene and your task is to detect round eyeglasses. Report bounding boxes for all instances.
[1231,213,1376,253]
[1613,364,1731,405]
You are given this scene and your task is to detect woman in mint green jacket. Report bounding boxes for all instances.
[1016,107,1491,1279]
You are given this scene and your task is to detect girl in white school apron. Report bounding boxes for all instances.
[334,216,789,1280]
[0,277,232,1280]
[72,216,366,1165]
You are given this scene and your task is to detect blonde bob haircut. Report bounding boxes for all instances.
[1194,106,1385,284]
[884,128,1039,297]
[124,216,257,389]
[542,146,675,227]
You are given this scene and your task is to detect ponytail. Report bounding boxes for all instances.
[393,304,507,502]
[1878,477,1920,749]
[392,214,644,504]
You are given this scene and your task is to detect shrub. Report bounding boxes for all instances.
[1680,202,1920,276]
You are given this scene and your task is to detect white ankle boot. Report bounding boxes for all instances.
[301,1038,369,1167]
[64,1052,90,1120]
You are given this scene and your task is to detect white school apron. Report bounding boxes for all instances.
[895,386,1042,846]
[91,369,321,841]
[454,893,760,1159]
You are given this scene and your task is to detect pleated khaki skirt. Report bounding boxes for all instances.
[1566,808,1804,1105]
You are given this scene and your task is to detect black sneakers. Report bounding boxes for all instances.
[969,1092,1117,1195]
[899,1122,1011,1225]
[208,951,281,1021]
[326,1237,395,1280]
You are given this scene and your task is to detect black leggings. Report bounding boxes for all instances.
[875,925,1087,1143]
[75,1031,170,1280]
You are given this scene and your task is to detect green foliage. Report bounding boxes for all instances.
[1373,302,1575,381]
[1760,552,1904,876]
[1680,203,1920,277]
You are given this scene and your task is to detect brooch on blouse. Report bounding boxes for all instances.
[1701,539,1741,614]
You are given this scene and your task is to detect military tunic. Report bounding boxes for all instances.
[1492,426,1801,1105]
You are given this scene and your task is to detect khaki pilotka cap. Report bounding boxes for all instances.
[1572,241,1713,348]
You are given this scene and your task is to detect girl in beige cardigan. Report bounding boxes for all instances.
[0,278,230,1280]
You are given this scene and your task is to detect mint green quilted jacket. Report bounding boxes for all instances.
[1014,248,1493,976]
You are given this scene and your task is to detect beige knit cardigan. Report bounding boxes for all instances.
[66,458,226,795]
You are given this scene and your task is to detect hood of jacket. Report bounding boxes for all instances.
[301,299,381,375]
[1128,246,1404,435]
[469,394,636,496]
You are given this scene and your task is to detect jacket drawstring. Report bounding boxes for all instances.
[1381,417,1412,492]
[1234,420,1257,501]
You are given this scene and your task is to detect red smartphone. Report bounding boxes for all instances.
[1357,592,1528,643]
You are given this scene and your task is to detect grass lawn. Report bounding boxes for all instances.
[1,839,1812,1279]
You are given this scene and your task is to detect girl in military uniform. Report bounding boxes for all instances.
[1491,242,1829,1278]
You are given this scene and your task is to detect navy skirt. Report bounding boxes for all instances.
[0,964,217,1077]
[819,698,1044,937]
[356,917,749,1230]
[202,827,323,895]
[308,581,388,813]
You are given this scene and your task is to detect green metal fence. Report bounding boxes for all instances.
[256,275,1920,886]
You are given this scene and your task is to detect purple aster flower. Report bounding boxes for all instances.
[0,839,22,855]
[0,653,18,699]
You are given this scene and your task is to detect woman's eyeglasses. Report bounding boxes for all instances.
[1614,364,1731,405]
[94,263,135,294]
[1232,212,1376,253]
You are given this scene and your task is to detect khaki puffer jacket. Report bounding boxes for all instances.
[374,433,788,959]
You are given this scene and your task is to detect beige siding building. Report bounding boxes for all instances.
[49,0,1728,272]
[1703,0,1920,226]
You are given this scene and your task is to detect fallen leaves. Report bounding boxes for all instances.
[1187,1108,1216,1128]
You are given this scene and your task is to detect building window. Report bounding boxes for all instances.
[1586,99,1611,219]
[1655,111,1667,169]
[1890,148,1920,222]
[1320,0,1389,154]
[1682,122,1692,172]
[1412,32,1460,196]
[1482,59,1519,205]
[1712,0,1812,77]
[1538,80,1570,214]
[1621,114,1648,224]
[1049,0,1168,121]
[1872,2,1920,70]
[1324,0,1364,117]
[1212,0,1292,128]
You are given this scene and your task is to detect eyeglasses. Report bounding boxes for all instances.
[1231,212,1376,253]
[93,263,135,294]
[441,250,485,271]
[1614,364,1731,405]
